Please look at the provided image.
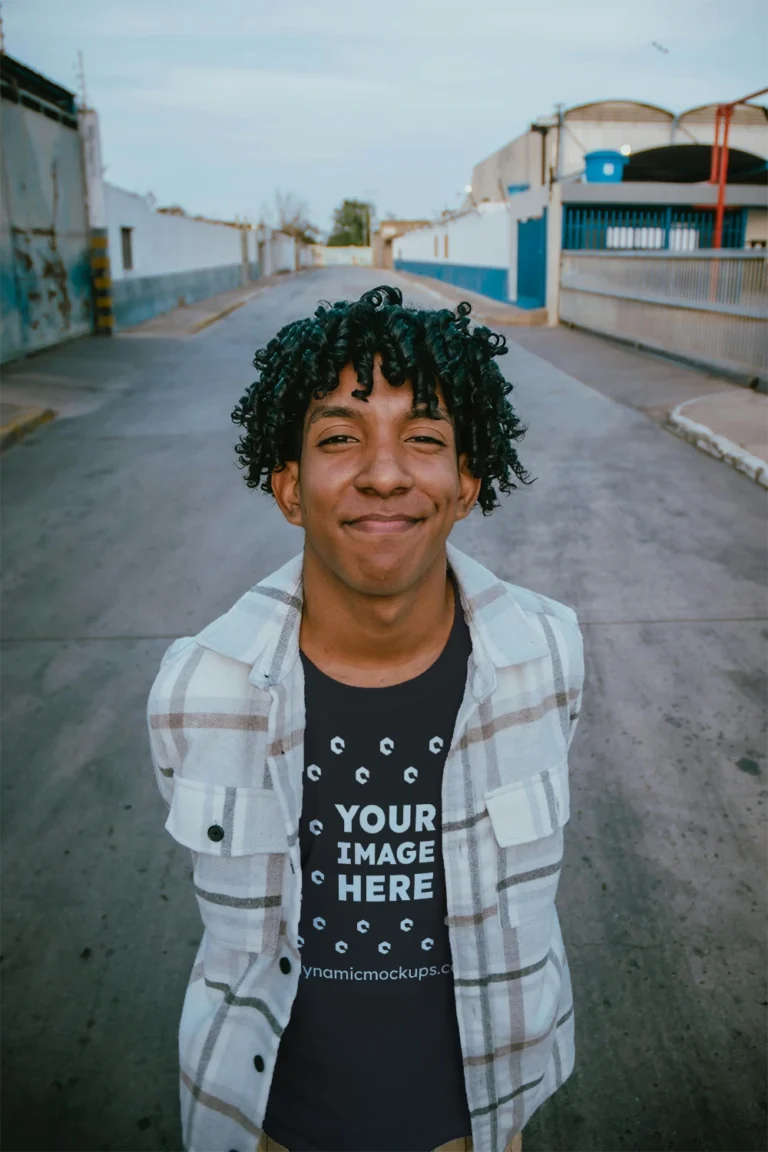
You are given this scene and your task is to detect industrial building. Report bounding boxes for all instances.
[394,98,767,309]
[469,99,768,201]
[392,97,767,381]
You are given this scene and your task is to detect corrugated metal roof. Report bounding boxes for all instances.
[679,102,768,125]
[566,100,674,123]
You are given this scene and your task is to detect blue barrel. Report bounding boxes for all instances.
[584,150,628,183]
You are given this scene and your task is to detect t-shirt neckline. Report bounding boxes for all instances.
[299,570,468,705]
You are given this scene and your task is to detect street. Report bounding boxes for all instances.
[1,267,766,1152]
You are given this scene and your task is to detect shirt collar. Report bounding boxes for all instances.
[194,542,549,697]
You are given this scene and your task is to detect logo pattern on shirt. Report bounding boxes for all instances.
[302,734,444,958]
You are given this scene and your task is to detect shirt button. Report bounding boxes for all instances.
[279,957,291,975]
[253,1054,265,1072]
[207,824,224,843]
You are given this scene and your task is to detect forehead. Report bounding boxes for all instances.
[306,360,447,415]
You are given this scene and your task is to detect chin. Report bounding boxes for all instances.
[339,549,426,595]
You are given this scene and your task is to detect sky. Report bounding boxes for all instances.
[4,0,767,237]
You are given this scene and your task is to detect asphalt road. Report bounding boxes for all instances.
[2,268,766,1152]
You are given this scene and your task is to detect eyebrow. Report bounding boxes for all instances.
[308,404,452,427]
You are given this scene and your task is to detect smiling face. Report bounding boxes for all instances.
[271,357,481,596]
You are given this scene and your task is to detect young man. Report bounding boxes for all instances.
[148,286,584,1152]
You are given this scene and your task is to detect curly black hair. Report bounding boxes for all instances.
[231,284,534,514]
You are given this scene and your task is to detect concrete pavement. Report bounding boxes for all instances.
[509,324,768,487]
[1,268,766,1152]
[0,278,287,443]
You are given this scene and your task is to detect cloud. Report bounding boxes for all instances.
[4,0,767,227]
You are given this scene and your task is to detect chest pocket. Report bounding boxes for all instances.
[165,777,289,955]
[483,760,570,932]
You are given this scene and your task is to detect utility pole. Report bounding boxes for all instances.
[362,189,377,248]
[554,103,564,182]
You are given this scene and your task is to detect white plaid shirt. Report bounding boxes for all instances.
[147,542,584,1152]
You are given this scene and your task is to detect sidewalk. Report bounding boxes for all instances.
[119,280,268,337]
[0,275,298,450]
[393,270,547,327]
[509,326,768,489]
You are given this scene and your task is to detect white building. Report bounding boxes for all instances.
[80,109,311,330]
[470,100,768,202]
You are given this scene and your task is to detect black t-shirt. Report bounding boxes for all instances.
[264,574,473,1151]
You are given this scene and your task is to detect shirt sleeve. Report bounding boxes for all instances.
[565,617,585,753]
[146,637,194,809]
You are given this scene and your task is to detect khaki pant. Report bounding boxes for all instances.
[259,1131,523,1152]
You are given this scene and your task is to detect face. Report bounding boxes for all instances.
[271,357,481,596]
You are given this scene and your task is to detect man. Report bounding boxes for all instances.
[148,285,584,1152]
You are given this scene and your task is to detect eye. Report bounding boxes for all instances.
[408,436,445,445]
[317,434,356,446]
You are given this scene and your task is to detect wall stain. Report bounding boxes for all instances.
[2,102,92,360]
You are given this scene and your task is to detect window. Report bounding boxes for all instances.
[434,235,438,258]
[121,227,133,271]
[444,234,449,259]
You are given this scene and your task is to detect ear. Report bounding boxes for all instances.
[271,460,303,527]
[455,453,482,522]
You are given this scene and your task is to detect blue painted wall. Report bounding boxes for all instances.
[394,260,509,303]
[112,263,251,330]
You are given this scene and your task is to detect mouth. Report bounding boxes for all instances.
[344,516,424,535]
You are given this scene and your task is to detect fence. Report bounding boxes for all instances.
[563,205,746,251]
[559,251,768,379]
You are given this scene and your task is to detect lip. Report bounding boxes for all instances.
[345,516,423,535]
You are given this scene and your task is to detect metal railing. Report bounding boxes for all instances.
[559,250,768,379]
[562,206,746,251]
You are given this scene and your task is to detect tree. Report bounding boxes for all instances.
[269,189,319,245]
[327,199,375,247]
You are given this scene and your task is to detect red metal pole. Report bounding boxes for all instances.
[730,85,768,104]
[713,105,733,248]
[709,106,721,183]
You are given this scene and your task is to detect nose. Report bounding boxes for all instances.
[353,439,414,497]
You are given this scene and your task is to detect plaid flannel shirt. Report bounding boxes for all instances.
[147,542,584,1152]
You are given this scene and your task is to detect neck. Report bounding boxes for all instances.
[299,544,455,687]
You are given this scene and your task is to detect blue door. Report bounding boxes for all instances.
[517,209,547,309]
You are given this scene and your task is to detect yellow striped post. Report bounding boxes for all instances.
[89,229,114,334]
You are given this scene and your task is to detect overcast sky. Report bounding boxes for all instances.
[5,0,767,235]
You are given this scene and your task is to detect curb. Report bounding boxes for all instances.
[665,406,768,489]
[0,406,56,453]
